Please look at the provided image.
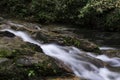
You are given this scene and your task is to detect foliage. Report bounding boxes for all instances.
[78,0,120,31]
[28,70,35,77]
[0,0,120,31]
[63,37,81,47]
[0,0,88,22]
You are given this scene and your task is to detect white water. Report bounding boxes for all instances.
[99,47,116,50]
[1,29,120,80]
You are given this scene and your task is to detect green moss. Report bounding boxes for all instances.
[62,36,100,53]
[30,55,66,76]
[20,43,42,52]
[63,37,81,47]
[0,48,20,58]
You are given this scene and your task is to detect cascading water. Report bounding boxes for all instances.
[1,29,120,80]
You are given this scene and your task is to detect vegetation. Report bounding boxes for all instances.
[0,0,120,31]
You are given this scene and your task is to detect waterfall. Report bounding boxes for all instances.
[1,29,120,80]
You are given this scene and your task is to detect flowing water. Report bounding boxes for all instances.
[1,29,120,80]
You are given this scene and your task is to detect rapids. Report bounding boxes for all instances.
[1,29,120,80]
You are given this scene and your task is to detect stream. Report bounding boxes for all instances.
[1,28,120,80]
[74,28,120,49]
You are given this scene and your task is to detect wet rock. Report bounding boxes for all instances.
[0,31,15,37]
[75,39,100,53]
[45,76,82,80]
[0,29,70,80]
[0,24,11,30]
[0,47,14,58]
[0,19,100,53]
[81,54,108,68]
[0,58,9,64]
[15,53,69,76]
[34,31,49,42]
[6,21,24,28]
[61,36,100,53]
[34,29,100,53]
[101,49,120,58]
[20,42,42,53]
[0,17,3,20]
[16,56,39,66]
[0,17,4,24]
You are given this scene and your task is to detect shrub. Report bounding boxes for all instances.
[0,0,120,31]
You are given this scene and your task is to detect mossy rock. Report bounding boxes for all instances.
[0,53,70,80]
[15,53,69,76]
[101,49,120,58]
[61,36,100,53]
[0,31,70,79]
[0,47,18,58]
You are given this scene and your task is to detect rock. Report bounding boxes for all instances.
[0,19,100,53]
[0,17,4,20]
[16,56,39,66]
[34,28,100,53]
[24,42,43,52]
[72,39,100,53]
[0,17,4,24]
[0,58,9,64]
[60,36,100,53]
[0,24,11,30]
[101,49,120,58]
[0,31,15,37]
[0,26,70,80]
[34,31,49,42]
[45,76,82,80]
[0,47,14,58]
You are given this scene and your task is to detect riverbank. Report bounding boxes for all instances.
[0,0,120,31]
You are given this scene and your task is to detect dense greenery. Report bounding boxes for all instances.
[0,0,120,31]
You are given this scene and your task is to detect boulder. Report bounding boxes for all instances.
[101,49,120,58]
[0,30,70,80]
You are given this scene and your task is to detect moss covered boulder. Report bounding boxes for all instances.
[0,30,70,80]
